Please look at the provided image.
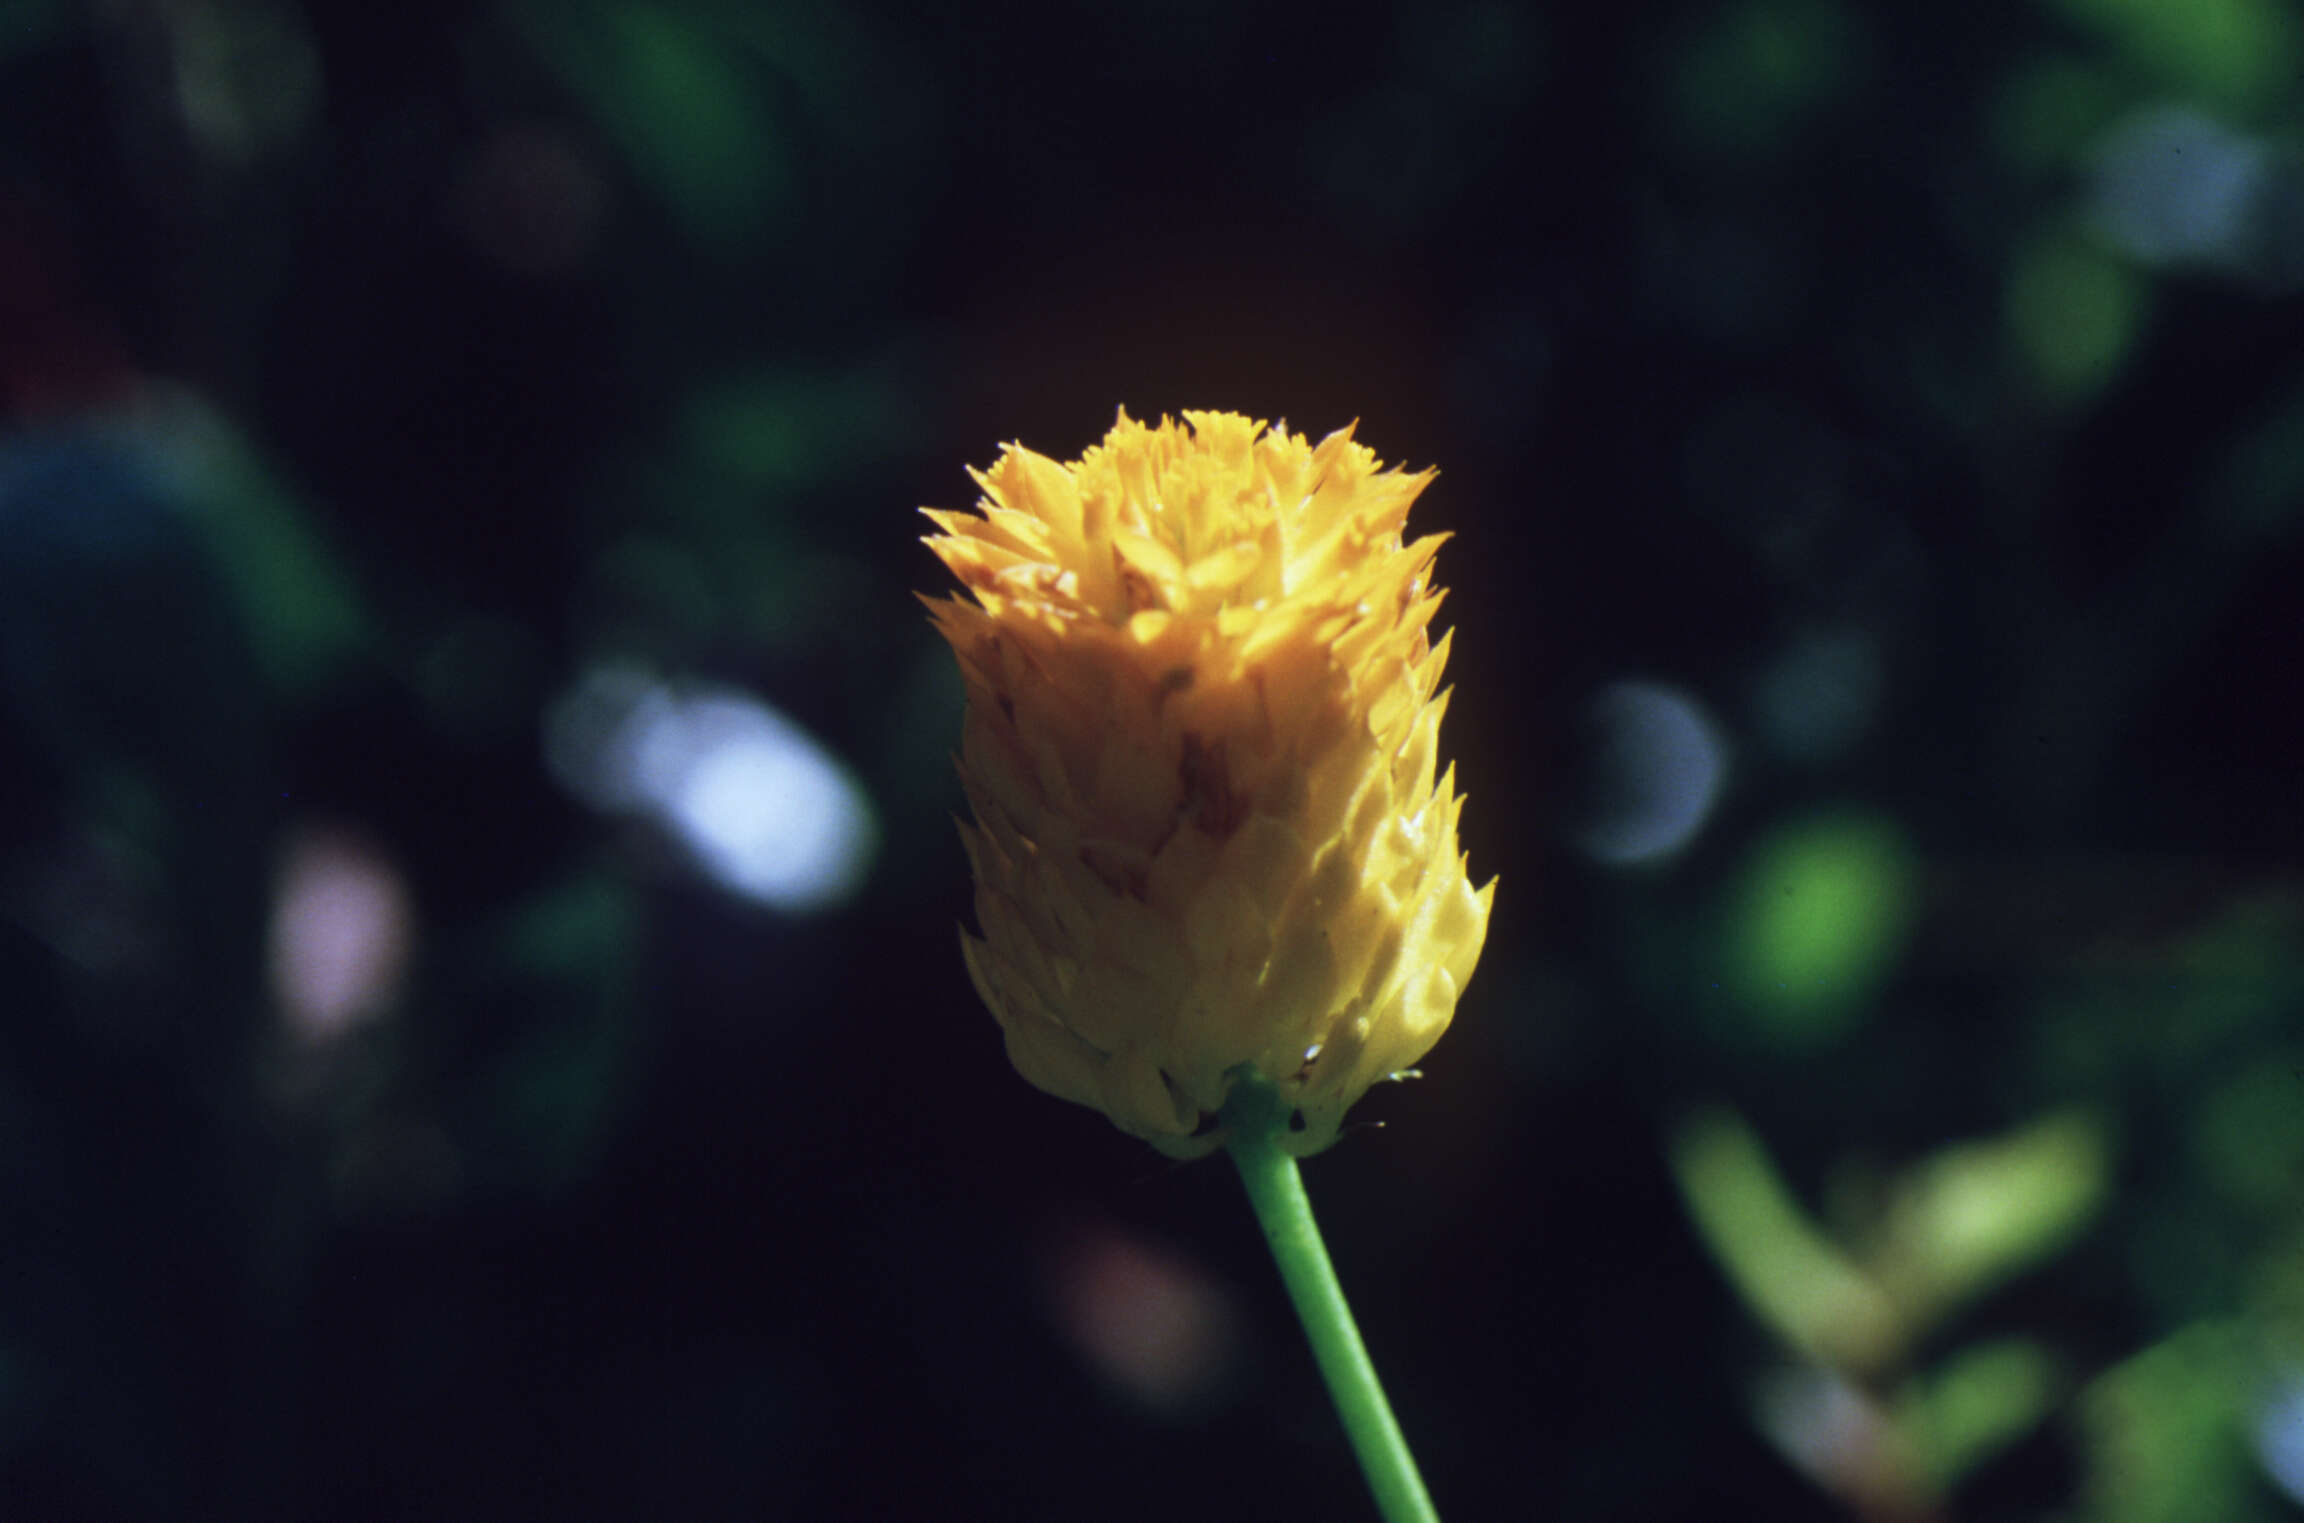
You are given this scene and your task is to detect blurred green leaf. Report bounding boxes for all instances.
[2131,1196,2248,1325]
[2193,1058,2304,1212]
[2006,228,2148,402]
[502,867,636,982]
[1719,809,1917,1049]
[2204,375,2304,537]
[2176,891,2304,983]
[1667,0,1863,160]
[1899,1338,2062,1491]
[2076,1323,2271,1523]
[2240,1230,2304,1364]
[679,364,904,491]
[165,0,322,165]
[1671,1107,1905,1373]
[514,0,795,249]
[1993,56,2129,174]
[686,0,895,148]
[492,870,640,1191]
[2040,0,2303,116]
[1882,1109,2111,1320]
[169,403,368,695]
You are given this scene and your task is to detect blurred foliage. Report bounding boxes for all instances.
[164,398,370,695]
[2045,0,2302,116]
[1717,808,1919,1046]
[515,0,797,251]
[2,0,2302,1519]
[1908,1338,2064,1494]
[2007,227,2149,402]
[2078,1324,2271,1523]
[1665,0,1864,161]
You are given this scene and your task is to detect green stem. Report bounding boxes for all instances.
[1220,1075,1440,1523]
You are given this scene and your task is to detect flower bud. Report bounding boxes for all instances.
[923,409,1492,1156]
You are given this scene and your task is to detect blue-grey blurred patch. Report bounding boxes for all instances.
[2241,158,2304,292]
[0,426,261,779]
[1572,680,1731,866]
[1750,626,1882,768]
[0,430,179,566]
[2087,106,2268,270]
[2254,1369,2304,1506]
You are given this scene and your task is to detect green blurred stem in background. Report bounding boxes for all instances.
[1221,1073,1441,1523]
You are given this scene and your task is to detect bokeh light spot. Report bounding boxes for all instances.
[1574,680,1730,866]
[268,824,414,1045]
[2253,1371,2304,1505]
[1720,810,1917,1047]
[653,697,874,910]
[2088,106,2267,269]
[1043,1223,1239,1418]
[547,663,877,912]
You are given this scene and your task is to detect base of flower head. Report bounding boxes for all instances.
[1127,1062,1421,1160]
[1211,1063,1294,1146]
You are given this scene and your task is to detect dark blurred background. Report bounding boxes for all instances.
[4,0,2303,1518]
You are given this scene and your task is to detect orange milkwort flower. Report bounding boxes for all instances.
[922,409,1493,1157]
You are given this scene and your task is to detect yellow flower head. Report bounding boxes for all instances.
[923,409,1493,1157]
